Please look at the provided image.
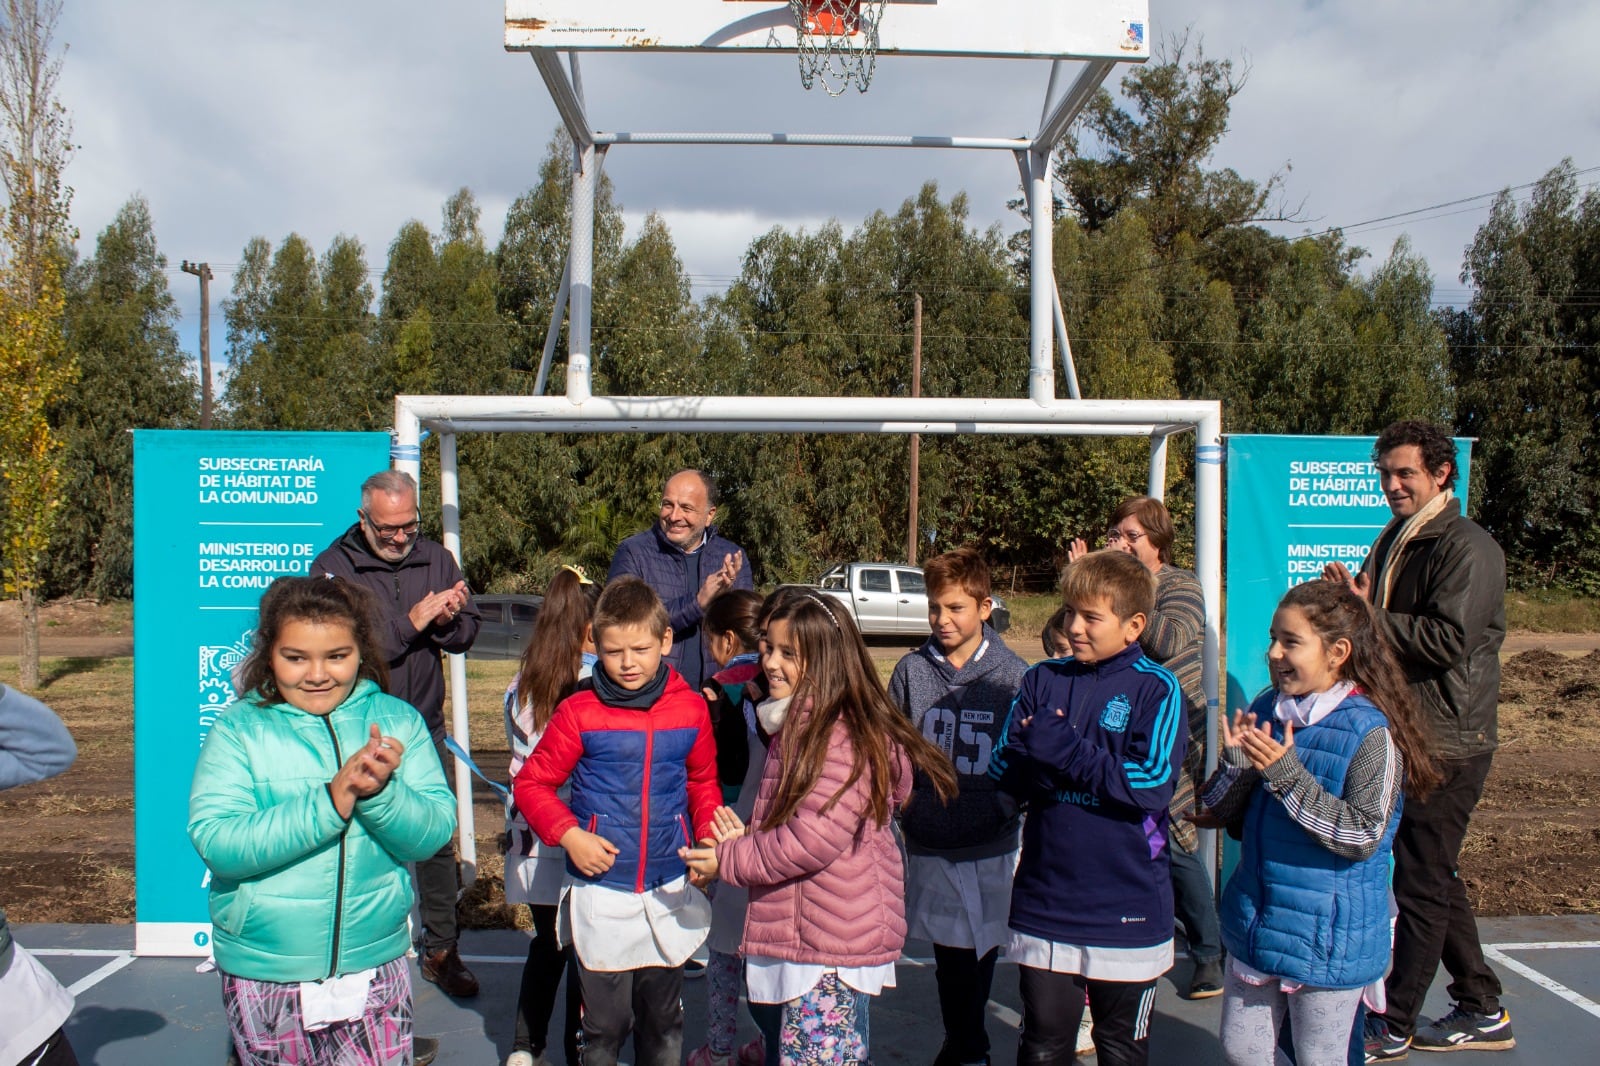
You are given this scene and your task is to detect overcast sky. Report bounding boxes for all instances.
[57,1,1600,370]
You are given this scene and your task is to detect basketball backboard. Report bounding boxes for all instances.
[505,1,1149,62]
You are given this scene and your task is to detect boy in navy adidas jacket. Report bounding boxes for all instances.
[989,550,1186,1066]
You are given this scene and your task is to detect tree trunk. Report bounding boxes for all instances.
[19,586,40,690]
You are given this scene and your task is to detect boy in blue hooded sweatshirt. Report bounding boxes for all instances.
[989,550,1186,1066]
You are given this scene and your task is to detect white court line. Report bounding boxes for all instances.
[28,950,140,996]
[64,953,139,996]
[1485,941,1600,1023]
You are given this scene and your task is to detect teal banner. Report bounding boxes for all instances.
[132,430,389,956]
[1223,434,1473,716]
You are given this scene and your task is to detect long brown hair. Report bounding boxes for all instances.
[761,594,958,828]
[514,569,602,733]
[238,577,389,702]
[1279,580,1441,799]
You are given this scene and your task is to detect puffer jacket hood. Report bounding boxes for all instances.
[188,679,457,983]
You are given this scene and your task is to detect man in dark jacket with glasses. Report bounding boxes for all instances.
[314,469,482,1001]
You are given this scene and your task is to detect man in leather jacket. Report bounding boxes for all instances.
[1325,420,1512,1058]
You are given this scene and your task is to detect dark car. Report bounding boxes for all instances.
[469,594,543,660]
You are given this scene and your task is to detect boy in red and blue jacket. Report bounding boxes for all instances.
[515,576,720,1066]
[989,551,1186,1066]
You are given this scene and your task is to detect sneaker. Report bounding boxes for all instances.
[685,958,707,979]
[420,947,481,998]
[415,1036,440,1066]
[1188,958,1225,1000]
[1076,1014,1096,1056]
[736,1036,767,1066]
[1364,1016,1412,1062]
[1413,1005,1515,1052]
[686,1046,730,1066]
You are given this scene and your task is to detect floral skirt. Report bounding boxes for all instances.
[779,971,870,1066]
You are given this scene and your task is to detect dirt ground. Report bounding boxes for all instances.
[3,600,1599,925]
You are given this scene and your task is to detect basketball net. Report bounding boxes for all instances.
[789,0,887,95]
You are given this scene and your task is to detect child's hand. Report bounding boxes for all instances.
[1230,714,1295,772]
[360,723,405,785]
[1018,707,1079,767]
[710,806,746,843]
[560,827,620,876]
[679,843,720,884]
[1219,708,1258,749]
[1182,806,1227,830]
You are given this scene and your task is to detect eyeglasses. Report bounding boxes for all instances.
[362,511,420,541]
[1105,528,1145,546]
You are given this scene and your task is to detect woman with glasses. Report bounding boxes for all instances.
[1069,496,1223,1002]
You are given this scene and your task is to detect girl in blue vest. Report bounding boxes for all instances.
[1198,580,1439,1066]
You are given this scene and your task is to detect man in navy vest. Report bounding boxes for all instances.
[1325,421,1511,1060]
[608,469,752,690]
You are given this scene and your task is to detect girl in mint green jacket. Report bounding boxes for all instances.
[189,577,456,1066]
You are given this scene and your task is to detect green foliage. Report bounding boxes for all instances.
[41,64,1600,603]
[222,232,381,431]
[1453,160,1600,591]
[0,0,75,688]
[50,196,195,598]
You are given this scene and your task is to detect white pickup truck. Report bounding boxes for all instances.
[801,562,1012,637]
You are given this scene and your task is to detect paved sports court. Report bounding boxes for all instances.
[20,915,1600,1064]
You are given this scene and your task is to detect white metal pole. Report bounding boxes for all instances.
[1147,434,1170,500]
[392,398,422,485]
[438,432,477,887]
[1050,278,1083,400]
[533,260,570,397]
[567,142,597,404]
[1193,408,1225,888]
[1028,147,1054,404]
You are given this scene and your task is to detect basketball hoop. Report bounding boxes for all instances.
[789,0,887,95]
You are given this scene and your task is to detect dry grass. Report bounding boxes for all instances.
[1505,589,1600,632]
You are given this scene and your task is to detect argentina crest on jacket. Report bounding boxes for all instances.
[1099,693,1132,733]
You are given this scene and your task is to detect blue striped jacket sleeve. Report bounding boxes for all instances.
[1041,662,1186,812]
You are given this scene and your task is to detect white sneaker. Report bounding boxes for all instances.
[1076,1015,1096,1056]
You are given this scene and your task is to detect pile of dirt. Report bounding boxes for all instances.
[1469,648,1600,915]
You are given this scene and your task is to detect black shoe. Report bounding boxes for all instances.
[931,1042,987,1066]
[1187,958,1224,1000]
[421,946,481,998]
[684,957,706,979]
[1412,1005,1515,1053]
[1364,1015,1412,1062]
[414,1036,440,1065]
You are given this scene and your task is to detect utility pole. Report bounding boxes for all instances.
[907,293,923,565]
[181,260,214,428]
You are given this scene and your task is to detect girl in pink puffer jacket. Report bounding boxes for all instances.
[682,592,957,1066]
